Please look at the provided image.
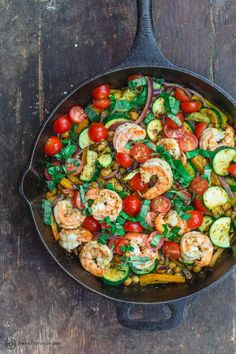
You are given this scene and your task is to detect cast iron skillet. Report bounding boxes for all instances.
[19,0,236,330]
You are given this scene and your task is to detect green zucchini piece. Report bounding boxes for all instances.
[209,217,231,248]
[147,119,163,141]
[123,170,139,181]
[130,259,158,275]
[80,150,98,181]
[97,154,113,168]
[203,186,229,210]
[200,108,222,128]
[78,128,92,149]
[186,112,210,123]
[213,147,236,176]
[183,121,194,133]
[102,263,129,285]
[198,215,214,232]
[84,105,100,122]
[152,97,165,115]
[103,113,129,129]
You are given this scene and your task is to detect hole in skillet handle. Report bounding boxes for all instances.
[116,300,187,330]
[19,166,44,206]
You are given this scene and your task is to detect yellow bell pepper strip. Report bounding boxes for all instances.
[60,178,74,190]
[139,273,185,285]
[50,214,60,241]
[191,156,221,186]
[209,233,234,267]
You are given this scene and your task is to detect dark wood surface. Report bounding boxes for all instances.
[0,0,236,353]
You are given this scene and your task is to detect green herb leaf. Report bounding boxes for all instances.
[128,77,147,91]
[110,100,132,113]
[85,105,100,122]
[42,200,52,225]
[46,180,56,190]
[143,112,154,125]
[185,149,215,159]
[202,164,212,182]
[150,234,163,248]
[54,141,76,161]
[167,113,182,127]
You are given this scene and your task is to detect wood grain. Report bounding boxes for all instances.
[0,0,235,353]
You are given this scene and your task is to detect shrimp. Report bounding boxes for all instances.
[54,199,85,229]
[59,228,93,252]
[156,138,181,159]
[85,188,122,221]
[125,233,159,265]
[154,210,190,235]
[200,126,235,151]
[140,158,173,199]
[79,241,113,277]
[113,123,146,153]
[180,231,213,267]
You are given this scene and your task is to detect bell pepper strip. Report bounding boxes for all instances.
[139,273,185,285]
[190,156,221,186]
[50,214,60,240]
[209,233,234,267]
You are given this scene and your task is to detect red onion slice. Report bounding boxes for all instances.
[218,176,234,199]
[163,82,192,99]
[134,77,154,124]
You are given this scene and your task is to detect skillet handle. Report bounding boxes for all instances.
[116,300,186,330]
[19,167,41,206]
[119,0,174,68]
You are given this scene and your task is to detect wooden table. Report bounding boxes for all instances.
[0,1,236,353]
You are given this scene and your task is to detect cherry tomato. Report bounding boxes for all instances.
[66,159,83,176]
[193,197,207,212]
[228,164,236,177]
[174,88,190,102]
[53,115,72,134]
[109,238,128,255]
[179,133,198,152]
[44,136,62,156]
[122,195,142,217]
[174,188,192,204]
[187,210,203,229]
[190,176,208,195]
[124,221,143,232]
[166,112,184,130]
[92,98,110,109]
[92,84,110,99]
[88,123,108,142]
[44,162,61,181]
[151,196,171,213]
[68,106,87,123]
[130,143,151,163]
[164,125,185,138]
[162,241,181,260]
[116,153,133,168]
[83,216,101,232]
[128,74,143,82]
[129,173,148,192]
[194,122,208,139]
[181,100,202,114]
[72,190,83,209]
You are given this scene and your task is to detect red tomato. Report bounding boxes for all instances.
[174,88,190,102]
[44,136,62,156]
[190,176,208,196]
[181,101,201,113]
[151,196,171,213]
[187,210,203,229]
[164,125,185,138]
[92,98,110,109]
[228,164,236,177]
[162,241,181,260]
[92,84,110,99]
[166,112,184,130]
[124,221,143,232]
[53,115,72,134]
[109,238,128,255]
[66,159,83,176]
[130,143,151,163]
[116,153,133,168]
[72,191,83,209]
[179,133,198,152]
[128,74,143,82]
[174,188,192,204]
[129,173,148,192]
[193,197,207,213]
[88,123,108,142]
[83,216,101,232]
[122,195,141,216]
[194,122,208,139]
[68,106,87,123]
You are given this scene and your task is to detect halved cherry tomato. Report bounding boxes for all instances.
[181,101,201,113]
[151,196,171,213]
[164,125,185,138]
[162,241,181,260]
[194,122,208,139]
[68,106,87,123]
[228,164,236,177]
[166,112,184,130]
[179,133,198,152]
[92,98,110,109]
[124,221,143,232]
[129,173,148,192]
[128,74,143,82]
[72,190,83,209]
[44,162,61,181]
[130,143,151,163]
[174,88,190,102]
[122,195,141,216]
[66,159,83,176]
[83,216,101,232]
[187,210,203,229]
[190,176,208,196]
[116,153,133,168]
[44,136,62,156]
[53,115,72,134]
[88,123,108,142]
[92,84,110,99]
[109,238,128,255]
[193,197,207,213]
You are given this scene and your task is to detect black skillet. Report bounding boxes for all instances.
[19,0,236,330]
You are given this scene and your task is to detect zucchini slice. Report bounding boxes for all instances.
[183,121,194,133]
[78,128,92,149]
[198,215,214,232]
[80,150,98,181]
[186,112,210,123]
[147,119,162,141]
[102,263,129,286]
[104,114,129,129]
[209,217,231,248]
[123,170,139,181]
[152,97,165,115]
[213,147,236,176]
[97,154,113,168]
[130,259,158,275]
[203,186,229,210]
[200,108,222,128]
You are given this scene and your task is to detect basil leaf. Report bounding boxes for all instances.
[42,200,52,225]
[55,141,76,161]
[98,232,108,245]
[110,100,132,113]
[131,86,147,108]
[150,234,163,248]
[185,149,215,159]
[128,77,147,91]
[202,164,212,182]
[167,113,182,127]
[143,112,154,125]
[46,180,56,190]
[163,224,169,236]
[85,105,99,122]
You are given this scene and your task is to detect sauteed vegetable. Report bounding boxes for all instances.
[42,75,236,286]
